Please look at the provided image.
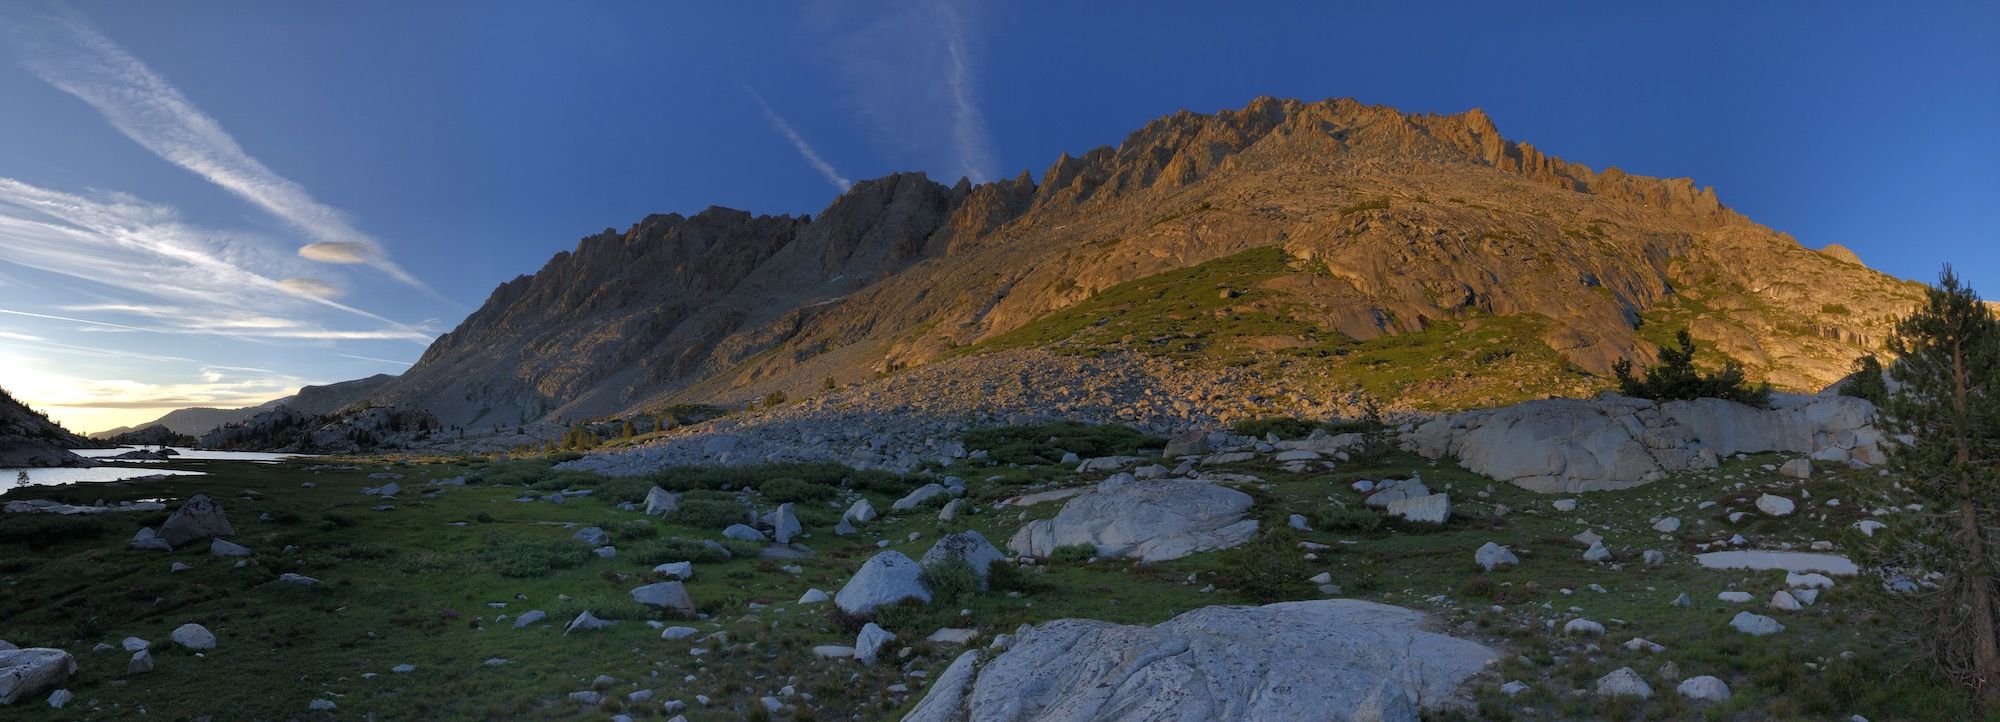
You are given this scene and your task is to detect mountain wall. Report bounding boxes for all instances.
[358,97,1924,429]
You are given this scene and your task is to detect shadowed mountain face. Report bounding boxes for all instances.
[362,97,1921,428]
[0,387,97,467]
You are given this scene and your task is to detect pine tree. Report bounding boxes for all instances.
[1841,353,1890,406]
[1611,328,1771,405]
[1882,266,2000,707]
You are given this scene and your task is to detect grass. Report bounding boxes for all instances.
[0,438,1987,720]
[960,421,1165,466]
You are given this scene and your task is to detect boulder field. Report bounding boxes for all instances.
[1403,393,1882,493]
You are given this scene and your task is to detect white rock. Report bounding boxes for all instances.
[1718,591,1754,603]
[631,582,696,615]
[1474,542,1518,571]
[1500,680,1530,696]
[1386,493,1451,524]
[1779,458,1813,479]
[1007,476,1258,562]
[797,588,830,604]
[1652,517,1681,533]
[893,483,951,511]
[1583,541,1612,562]
[1623,637,1665,653]
[171,623,216,650]
[1677,675,1732,702]
[660,626,699,641]
[722,524,765,542]
[1596,667,1652,698]
[512,610,546,628]
[1769,591,1803,611]
[920,531,1006,582]
[1786,572,1835,589]
[899,599,1495,722]
[1756,494,1796,517]
[278,573,320,586]
[1855,520,1886,537]
[855,622,896,665]
[844,498,878,524]
[1729,611,1784,636]
[835,551,931,615]
[644,487,679,516]
[652,561,694,580]
[0,648,76,705]
[1562,618,1605,636]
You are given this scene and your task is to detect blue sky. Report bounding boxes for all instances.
[0,1,1994,432]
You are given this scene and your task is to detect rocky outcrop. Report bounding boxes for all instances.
[0,388,97,469]
[156,494,235,548]
[0,648,76,706]
[901,599,1496,722]
[1404,393,1882,492]
[1007,474,1259,562]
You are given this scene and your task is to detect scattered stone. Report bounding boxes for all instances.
[309,699,337,711]
[645,487,679,516]
[770,503,802,544]
[660,626,699,641]
[127,650,152,674]
[798,588,830,605]
[1643,550,1666,566]
[1718,591,1754,603]
[722,524,766,542]
[855,623,896,665]
[391,663,415,674]
[158,494,234,548]
[920,530,1006,582]
[209,538,251,557]
[1652,517,1681,533]
[1475,542,1518,571]
[573,526,609,546]
[1729,611,1785,636]
[1756,494,1796,517]
[631,582,696,615]
[1500,680,1530,697]
[894,483,951,511]
[1583,541,1612,562]
[1779,458,1813,479]
[1677,675,1733,702]
[564,611,614,634]
[652,561,694,580]
[1770,591,1803,611]
[1596,667,1652,698]
[1562,618,1606,636]
[128,527,171,552]
[121,637,149,652]
[513,610,547,628]
[1386,493,1451,524]
[277,573,320,586]
[171,623,216,650]
[835,551,931,615]
[1552,499,1577,512]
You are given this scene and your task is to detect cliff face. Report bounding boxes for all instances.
[362,97,1923,427]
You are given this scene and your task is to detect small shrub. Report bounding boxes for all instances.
[985,561,1046,595]
[761,390,788,408]
[628,537,733,565]
[471,511,496,524]
[664,499,750,530]
[1840,354,1889,406]
[0,515,116,551]
[1230,417,1323,439]
[1612,328,1770,405]
[1212,532,1316,603]
[759,477,837,503]
[1313,505,1380,533]
[480,535,592,577]
[919,558,979,606]
[315,512,357,531]
[1050,543,1097,562]
[962,422,1164,466]
[614,519,658,541]
[268,510,302,525]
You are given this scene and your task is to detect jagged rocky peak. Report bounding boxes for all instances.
[329,96,1919,435]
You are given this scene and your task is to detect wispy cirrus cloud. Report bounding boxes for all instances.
[8,10,441,298]
[805,0,1000,183]
[0,179,432,343]
[747,88,852,192]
